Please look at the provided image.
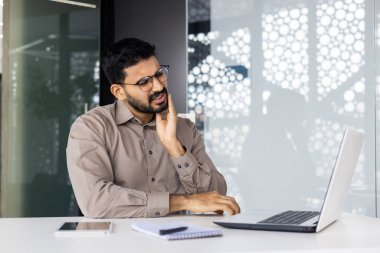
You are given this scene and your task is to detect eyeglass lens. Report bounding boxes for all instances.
[137,66,169,92]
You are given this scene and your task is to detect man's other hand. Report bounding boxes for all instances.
[170,191,240,216]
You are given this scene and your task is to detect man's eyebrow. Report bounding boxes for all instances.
[138,67,162,78]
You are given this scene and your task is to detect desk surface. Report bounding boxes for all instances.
[0,213,379,253]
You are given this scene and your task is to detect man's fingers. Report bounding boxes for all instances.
[219,195,241,213]
[167,93,177,116]
[156,112,163,123]
[216,198,240,214]
[215,203,235,216]
[210,193,240,214]
[187,192,241,216]
[214,210,224,215]
[206,197,236,216]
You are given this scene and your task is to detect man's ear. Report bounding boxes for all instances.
[110,84,126,100]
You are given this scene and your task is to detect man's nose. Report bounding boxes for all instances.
[151,76,165,92]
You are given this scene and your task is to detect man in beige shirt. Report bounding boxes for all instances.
[66,38,240,218]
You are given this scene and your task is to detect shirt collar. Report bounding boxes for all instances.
[115,100,156,126]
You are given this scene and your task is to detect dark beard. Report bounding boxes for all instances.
[125,87,168,114]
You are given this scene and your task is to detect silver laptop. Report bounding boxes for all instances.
[214,127,365,233]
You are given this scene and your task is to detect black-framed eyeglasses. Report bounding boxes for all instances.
[120,65,169,92]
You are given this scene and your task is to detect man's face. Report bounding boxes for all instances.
[121,56,168,114]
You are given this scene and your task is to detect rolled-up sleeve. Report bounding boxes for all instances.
[67,116,169,218]
[170,120,227,195]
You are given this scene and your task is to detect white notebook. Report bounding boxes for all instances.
[131,221,222,240]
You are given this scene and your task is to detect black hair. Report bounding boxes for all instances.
[101,38,156,85]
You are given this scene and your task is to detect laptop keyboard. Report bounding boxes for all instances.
[258,210,320,225]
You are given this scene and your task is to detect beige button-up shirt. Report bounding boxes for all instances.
[66,100,227,218]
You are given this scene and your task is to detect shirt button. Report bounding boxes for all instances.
[155,212,160,216]
[149,150,153,155]
[184,162,189,167]
[151,177,155,182]
[177,164,182,169]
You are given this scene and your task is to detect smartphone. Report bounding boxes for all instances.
[55,222,113,237]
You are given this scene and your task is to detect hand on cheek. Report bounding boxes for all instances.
[156,94,185,157]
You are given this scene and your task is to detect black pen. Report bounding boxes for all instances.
[159,226,188,235]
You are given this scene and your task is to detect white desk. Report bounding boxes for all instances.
[0,213,379,253]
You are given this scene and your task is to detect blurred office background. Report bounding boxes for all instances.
[0,0,379,218]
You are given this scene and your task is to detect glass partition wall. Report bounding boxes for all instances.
[376,0,380,218]
[1,0,100,217]
[188,0,378,216]
[1,0,379,218]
